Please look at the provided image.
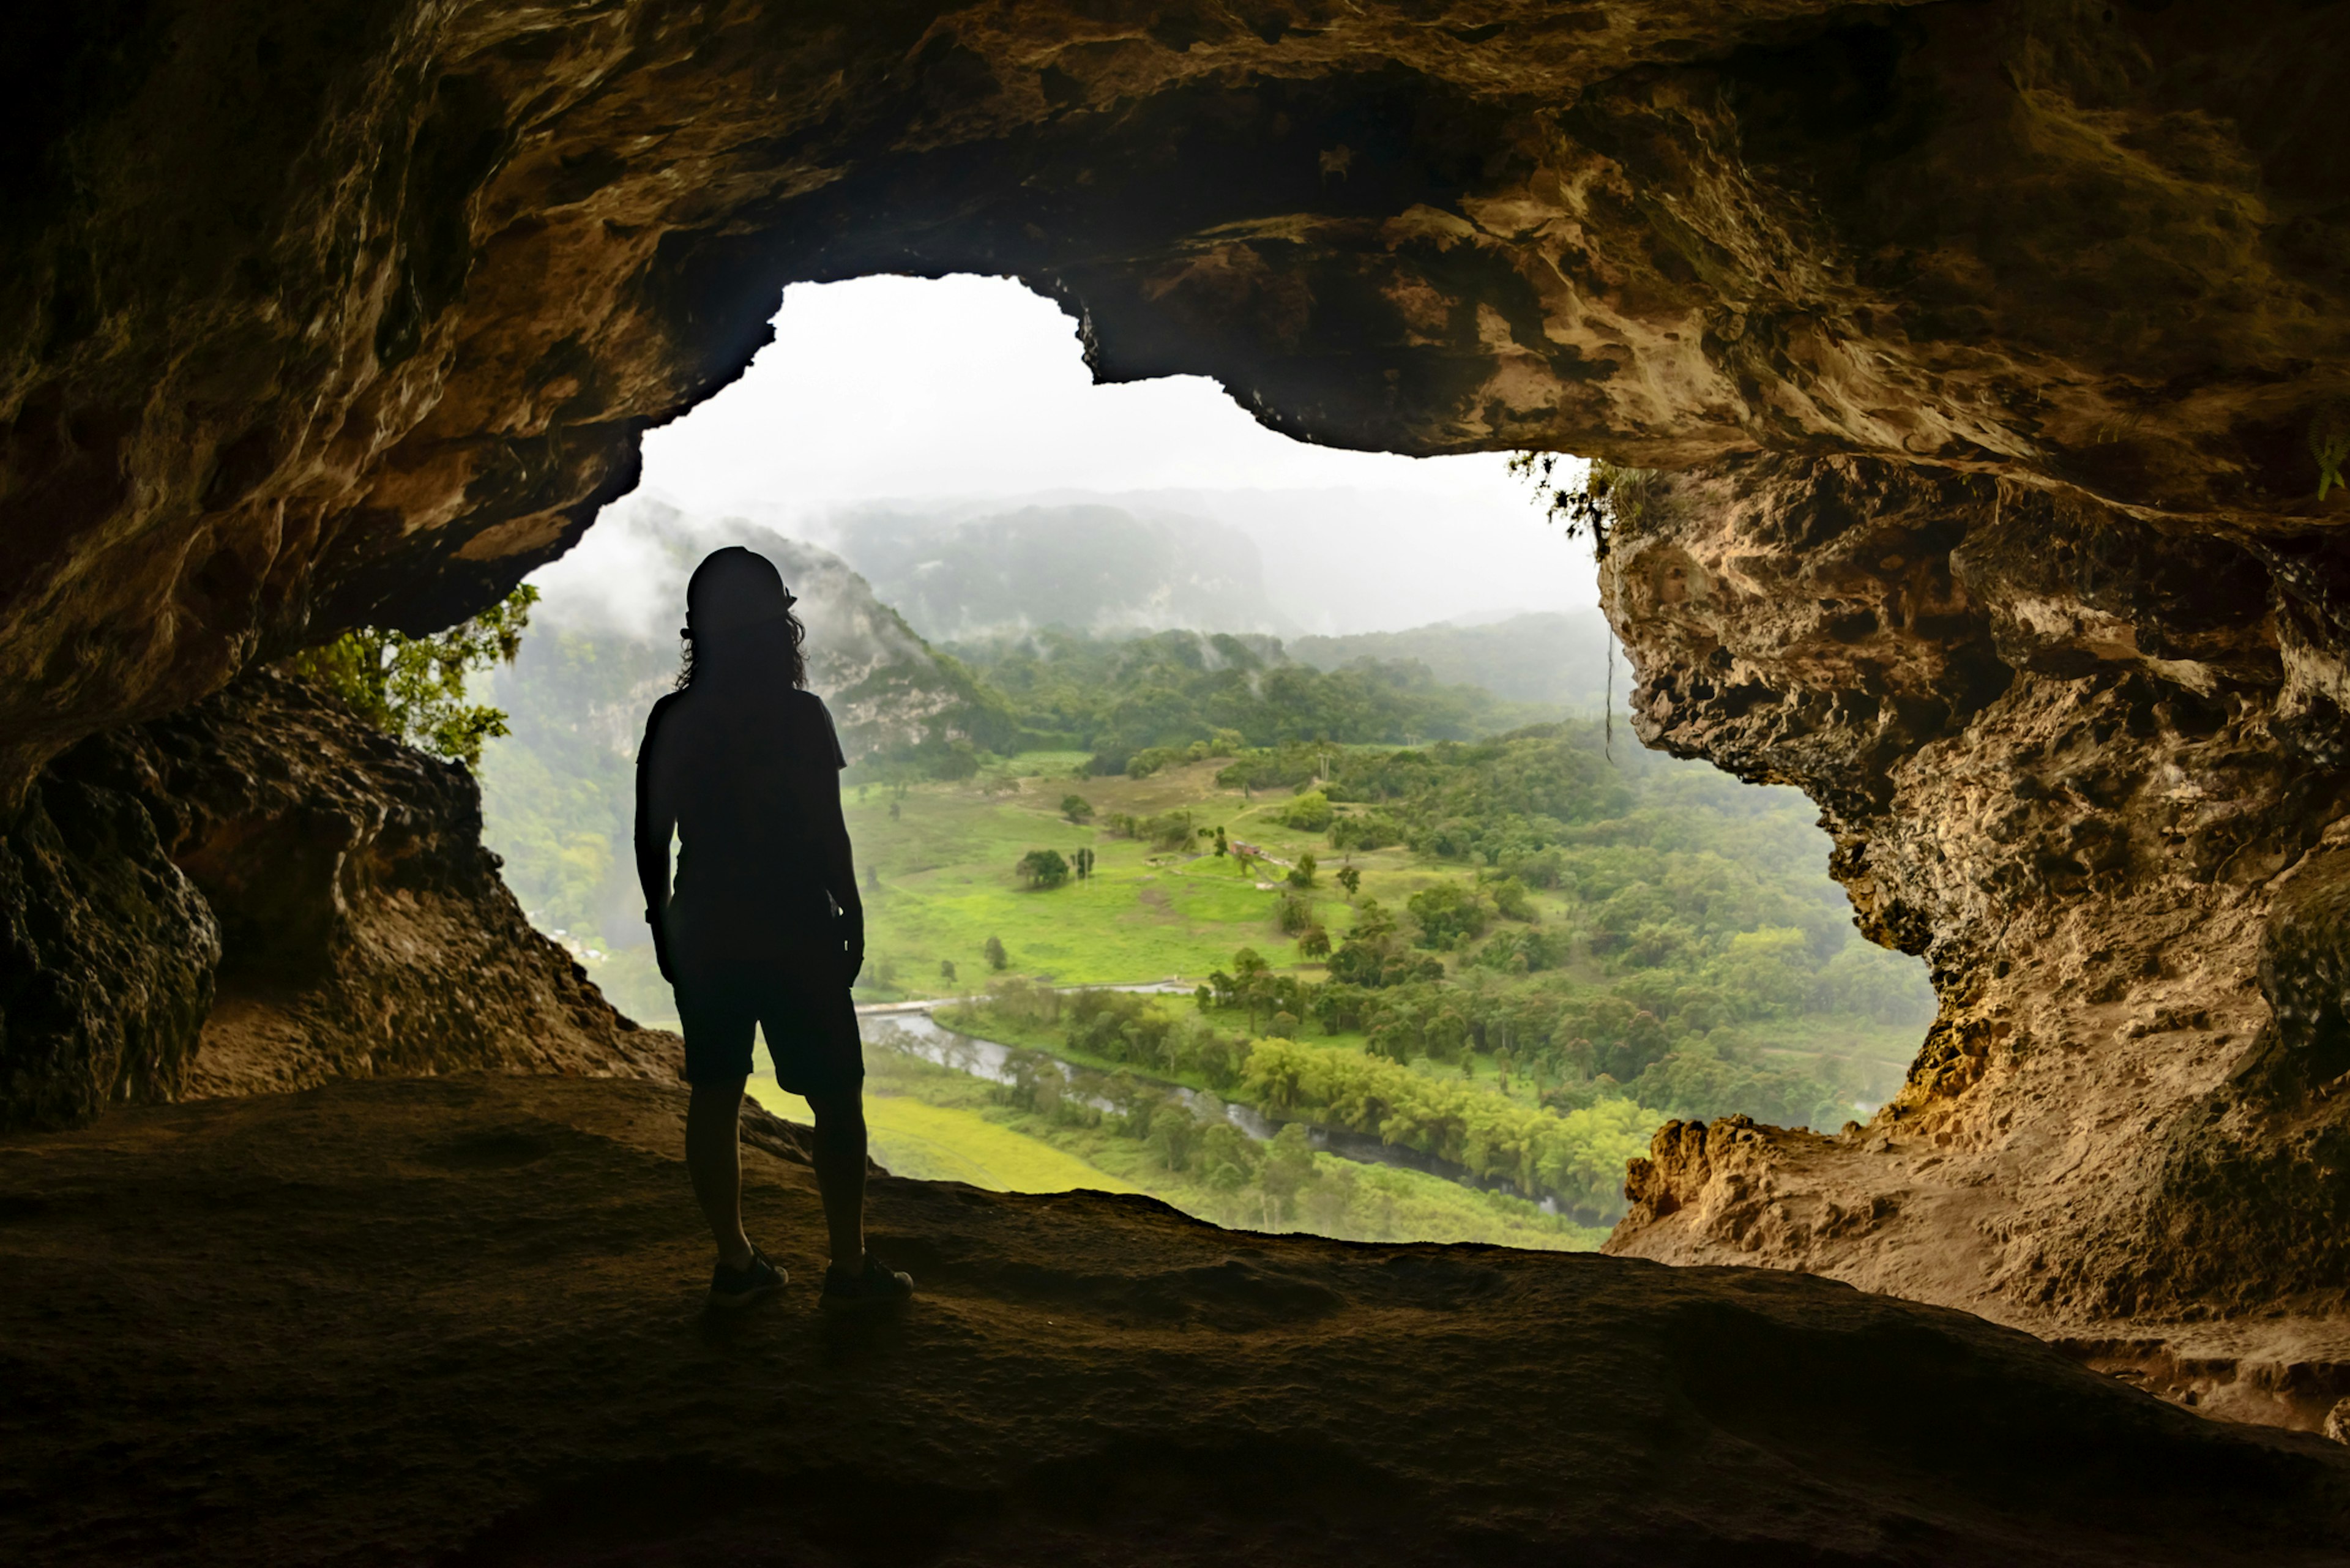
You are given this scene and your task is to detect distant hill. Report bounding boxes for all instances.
[476,496,1015,949]
[945,627,1555,773]
[1289,612,1620,712]
[809,502,1291,641]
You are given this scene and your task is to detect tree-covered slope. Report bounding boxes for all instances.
[950,627,1553,775]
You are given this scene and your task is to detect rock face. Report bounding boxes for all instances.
[1598,455,2350,1427]
[0,671,676,1127]
[4,0,2344,801]
[4,0,2350,1408]
[2,1073,2346,1567]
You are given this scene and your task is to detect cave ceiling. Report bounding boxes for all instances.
[4,0,2346,805]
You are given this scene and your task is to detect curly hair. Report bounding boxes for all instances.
[676,608,807,691]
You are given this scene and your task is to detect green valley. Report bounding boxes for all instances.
[474,513,1937,1250]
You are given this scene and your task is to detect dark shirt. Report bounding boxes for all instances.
[636,684,848,963]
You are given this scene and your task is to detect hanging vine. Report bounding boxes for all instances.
[1510,453,1661,761]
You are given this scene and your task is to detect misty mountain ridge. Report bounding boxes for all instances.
[1290,612,1621,712]
[733,484,1597,637]
[800,501,1292,641]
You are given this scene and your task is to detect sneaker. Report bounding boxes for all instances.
[819,1253,915,1312]
[708,1247,787,1309]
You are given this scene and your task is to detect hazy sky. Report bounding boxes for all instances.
[615,274,1599,629]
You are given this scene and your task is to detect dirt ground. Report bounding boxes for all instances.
[2,1075,2345,1566]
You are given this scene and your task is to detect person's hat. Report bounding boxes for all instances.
[685,547,797,635]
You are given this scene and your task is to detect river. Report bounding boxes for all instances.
[857,1002,1561,1213]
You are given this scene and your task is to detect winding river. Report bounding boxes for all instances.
[857,999,1561,1213]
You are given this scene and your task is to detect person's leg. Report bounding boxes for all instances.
[686,1073,755,1271]
[803,1089,868,1272]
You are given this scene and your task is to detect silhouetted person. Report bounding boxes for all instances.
[635,547,914,1311]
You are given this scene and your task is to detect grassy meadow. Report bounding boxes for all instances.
[848,751,1514,998]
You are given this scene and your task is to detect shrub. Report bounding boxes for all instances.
[1139,808,1197,851]
[1329,813,1402,851]
[1488,876,1537,922]
[288,584,537,767]
[1408,882,1493,949]
[1279,791,1334,832]
[1017,848,1071,889]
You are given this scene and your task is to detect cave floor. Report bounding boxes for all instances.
[1,1076,2344,1567]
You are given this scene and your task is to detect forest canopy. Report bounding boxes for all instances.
[947,629,1553,775]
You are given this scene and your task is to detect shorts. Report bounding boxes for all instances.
[675,958,864,1096]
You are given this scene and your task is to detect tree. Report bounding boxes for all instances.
[1072,846,1095,881]
[1298,925,1332,960]
[1286,851,1318,889]
[1488,875,1536,921]
[985,935,1009,971]
[1214,826,1228,857]
[287,584,539,769]
[1408,882,1492,949]
[940,959,958,984]
[1336,865,1362,900]
[1278,791,1334,832]
[1017,848,1071,889]
[1061,793,1095,824]
[1258,1124,1316,1224]
[1146,1113,1202,1172]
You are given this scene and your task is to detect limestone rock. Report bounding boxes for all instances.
[4,1,2346,801]
[0,671,676,1127]
[0,760,218,1126]
[1599,454,2350,1425]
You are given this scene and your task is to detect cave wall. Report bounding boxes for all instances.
[1596,455,2350,1423]
[1,671,676,1127]
[4,0,2349,1356]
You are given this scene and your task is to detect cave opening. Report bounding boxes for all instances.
[466,270,1936,1244]
[8,11,2350,1555]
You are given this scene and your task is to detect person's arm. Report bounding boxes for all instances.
[634,705,677,982]
[785,695,863,982]
[786,764,863,982]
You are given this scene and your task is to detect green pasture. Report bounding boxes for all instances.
[744,1071,1141,1194]
[846,752,1510,999]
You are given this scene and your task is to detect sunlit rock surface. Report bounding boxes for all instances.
[1,1074,2344,1566]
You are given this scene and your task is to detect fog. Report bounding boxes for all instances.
[548,274,1598,641]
